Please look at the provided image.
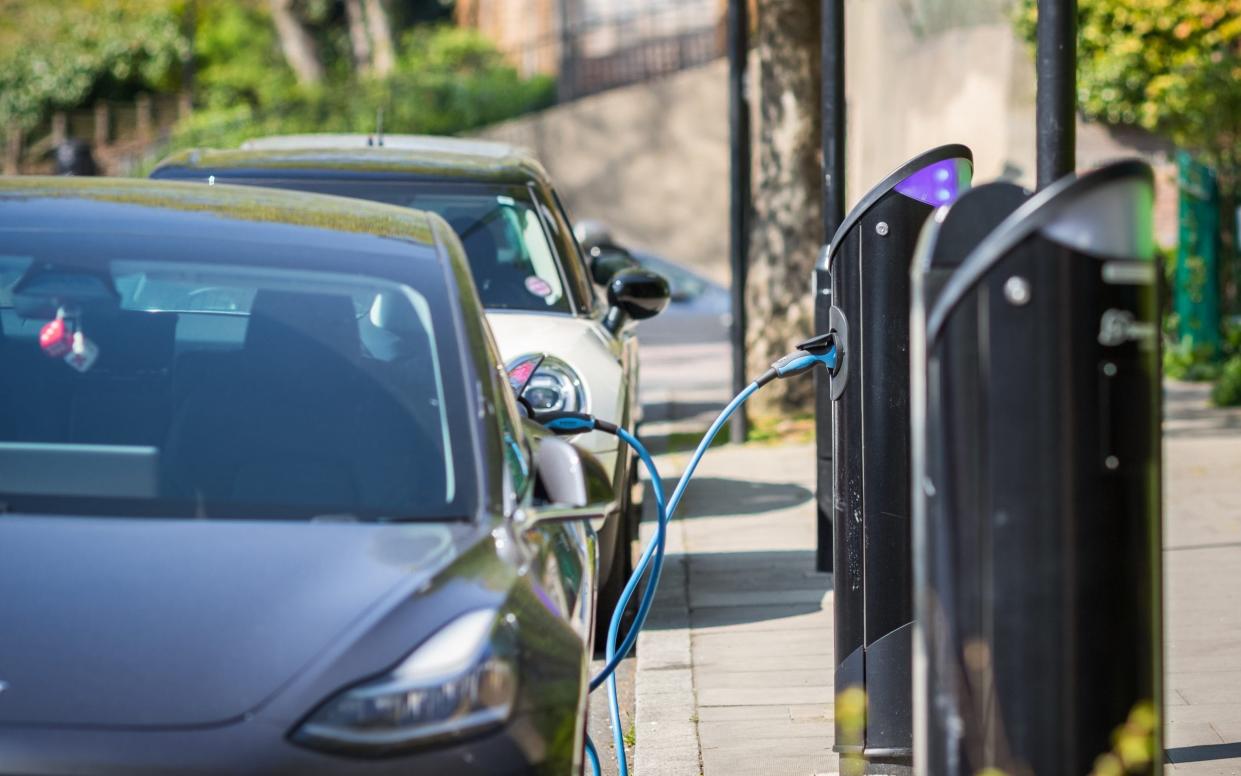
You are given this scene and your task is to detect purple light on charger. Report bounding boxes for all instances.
[894,157,971,207]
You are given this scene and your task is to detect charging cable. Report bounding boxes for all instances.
[537,335,838,776]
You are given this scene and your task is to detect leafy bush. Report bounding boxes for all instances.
[193,0,295,110]
[1164,337,1223,381]
[1014,0,1241,176]
[0,0,189,131]
[1,4,552,160]
[1211,355,1241,406]
[162,24,554,155]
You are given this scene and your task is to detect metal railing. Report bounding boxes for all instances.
[3,92,187,176]
[494,1,725,101]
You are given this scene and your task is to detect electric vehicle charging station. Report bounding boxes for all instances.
[824,144,973,769]
[911,160,1163,776]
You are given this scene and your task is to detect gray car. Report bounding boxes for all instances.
[0,178,609,774]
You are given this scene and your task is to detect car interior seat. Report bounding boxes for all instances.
[164,290,443,514]
[448,216,532,308]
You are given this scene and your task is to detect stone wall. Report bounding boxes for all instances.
[480,58,738,282]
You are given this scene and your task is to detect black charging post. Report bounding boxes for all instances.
[825,145,973,771]
[911,160,1163,775]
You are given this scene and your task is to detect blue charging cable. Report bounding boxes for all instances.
[539,335,838,776]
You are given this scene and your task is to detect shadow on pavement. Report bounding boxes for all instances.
[1165,742,1241,764]
[646,550,832,631]
[673,477,813,516]
[1163,381,1241,439]
[640,399,728,425]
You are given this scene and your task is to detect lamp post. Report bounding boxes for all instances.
[727,0,751,443]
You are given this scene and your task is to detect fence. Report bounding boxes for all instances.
[491,1,725,101]
[3,91,187,176]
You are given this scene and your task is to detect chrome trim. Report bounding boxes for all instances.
[516,500,618,528]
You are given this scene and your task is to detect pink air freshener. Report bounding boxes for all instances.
[39,314,71,358]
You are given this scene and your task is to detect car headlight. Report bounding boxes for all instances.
[292,609,518,756]
[507,354,587,414]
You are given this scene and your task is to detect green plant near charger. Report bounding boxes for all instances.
[1167,317,1241,406]
[1211,355,1241,407]
[1211,320,1241,406]
[1163,337,1222,381]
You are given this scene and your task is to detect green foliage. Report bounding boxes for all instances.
[1164,336,1222,381]
[1211,354,1241,406]
[2,3,552,157]
[164,23,554,154]
[193,0,294,109]
[1015,0,1241,179]
[1165,317,1241,384]
[0,0,189,131]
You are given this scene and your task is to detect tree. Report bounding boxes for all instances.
[268,0,324,85]
[343,0,396,77]
[363,0,396,77]
[344,0,373,75]
[1016,0,1241,290]
[1019,0,1241,175]
[745,0,823,414]
[0,0,189,132]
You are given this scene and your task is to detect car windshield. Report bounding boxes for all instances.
[0,242,471,521]
[225,179,570,314]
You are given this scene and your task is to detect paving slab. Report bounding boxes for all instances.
[633,443,836,776]
[1164,384,1241,774]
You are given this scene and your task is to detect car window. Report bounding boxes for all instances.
[547,188,599,311]
[230,179,572,314]
[0,247,470,522]
[424,192,568,313]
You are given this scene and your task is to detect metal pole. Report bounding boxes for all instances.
[1035,0,1075,189]
[727,0,750,444]
[814,0,844,571]
[821,0,845,236]
[558,0,576,103]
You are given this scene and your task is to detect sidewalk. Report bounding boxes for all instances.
[631,381,1241,776]
[1163,382,1241,774]
[634,442,836,776]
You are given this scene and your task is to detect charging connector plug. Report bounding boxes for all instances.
[758,332,841,386]
[531,411,617,435]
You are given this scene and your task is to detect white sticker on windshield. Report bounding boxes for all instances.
[525,276,553,298]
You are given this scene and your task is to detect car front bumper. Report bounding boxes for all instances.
[0,712,575,776]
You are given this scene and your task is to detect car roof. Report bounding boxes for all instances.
[152,133,552,187]
[241,133,515,158]
[0,176,446,259]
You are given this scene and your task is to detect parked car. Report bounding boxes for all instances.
[573,221,731,347]
[0,177,610,774]
[151,135,669,637]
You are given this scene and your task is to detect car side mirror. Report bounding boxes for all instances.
[589,246,641,285]
[523,437,615,526]
[603,268,670,333]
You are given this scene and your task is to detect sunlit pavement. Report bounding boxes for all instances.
[580,340,732,776]
[1163,381,1241,774]
[587,652,637,776]
[624,373,1241,775]
[638,341,732,441]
